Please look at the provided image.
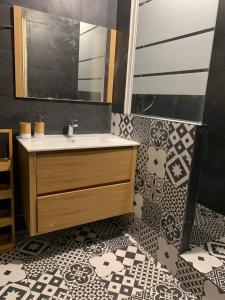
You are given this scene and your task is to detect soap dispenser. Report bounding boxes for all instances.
[34,115,45,138]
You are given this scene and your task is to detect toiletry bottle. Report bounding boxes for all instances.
[19,122,31,139]
[34,115,45,138]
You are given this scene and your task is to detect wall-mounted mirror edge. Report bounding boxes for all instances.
[13,5,117,104]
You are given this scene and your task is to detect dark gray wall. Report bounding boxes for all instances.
[0,0,119,135]
[0,0,132,217]
[199,0,225,215]
[112,0,131,113]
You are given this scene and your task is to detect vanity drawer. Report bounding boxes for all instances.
[36,148,133,194]
[37,182,133,234]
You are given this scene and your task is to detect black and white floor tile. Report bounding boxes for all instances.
[0,218,197,300]
[180,204,225,298]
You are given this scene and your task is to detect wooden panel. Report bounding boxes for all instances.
[0,232,13,253]
[0,184,12,200]
[107,29,117,103]
[38,182,132,234]
[0,129,15,250]
[37,148,133,195]
[0,159,11,172]
[13,6,25,98]
[18,144,37,236]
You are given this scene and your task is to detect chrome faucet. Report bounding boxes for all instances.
[68,119,78,140]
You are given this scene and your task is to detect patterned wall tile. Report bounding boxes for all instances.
[111,113,121,136]
[168,122,196,160]
[147,146,167,179]
[143,174,165,204]
[162,182,187,222]
[131,116,170,151]
[131,116,153,144]
[119,114,134,139]
[165,151,191,190]
[142,200,162,234]
[110,113,198,280]
[136,144,148,172]
[160,213,183,248]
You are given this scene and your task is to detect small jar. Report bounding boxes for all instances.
[19,122,31,139]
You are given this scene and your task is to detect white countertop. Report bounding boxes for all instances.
[17,134,140,152]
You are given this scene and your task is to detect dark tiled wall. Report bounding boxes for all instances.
[0,0,119,135]
[0,0,128,215]
[199,0,225,215]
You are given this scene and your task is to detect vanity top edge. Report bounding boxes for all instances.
[16,134,140,152]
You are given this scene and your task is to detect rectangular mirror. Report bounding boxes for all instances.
[13,6,117,103]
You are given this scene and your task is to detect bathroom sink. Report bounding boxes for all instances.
[17,134,139,152]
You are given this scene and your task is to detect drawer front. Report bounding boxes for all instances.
[36,148,133,194]
[37,183,133,234]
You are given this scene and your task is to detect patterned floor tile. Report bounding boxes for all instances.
[128,289,153,299]
[71,224,98,242]
[0,260,26,288]
[207,241,225,261]
[129,257,177,290]
[20,243,58,278]
[151,283,195,300]
[0,248,21,265]
[0,216,198,300]
[206,266,225,291]
[102,268,143,300]
[181,247,223,274]
[105,234,130,252]
[82,239,108,257]
[91,219,122,239]
[191,225,212,246]
[89,252,125,278]
[20,239,48,256]
[202,280,225,300]
[28,269,72,300]
[176,257,205,299]
[115,245,146,268]
[71,275,113,300]
[0,279,31,300]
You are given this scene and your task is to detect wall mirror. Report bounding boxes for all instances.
[13,6,117,103]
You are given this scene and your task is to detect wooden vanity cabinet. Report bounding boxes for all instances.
[18,145,137,236]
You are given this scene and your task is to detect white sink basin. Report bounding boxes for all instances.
[17,134,139,152]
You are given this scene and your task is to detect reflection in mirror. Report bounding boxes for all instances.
[13,6,117,103]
